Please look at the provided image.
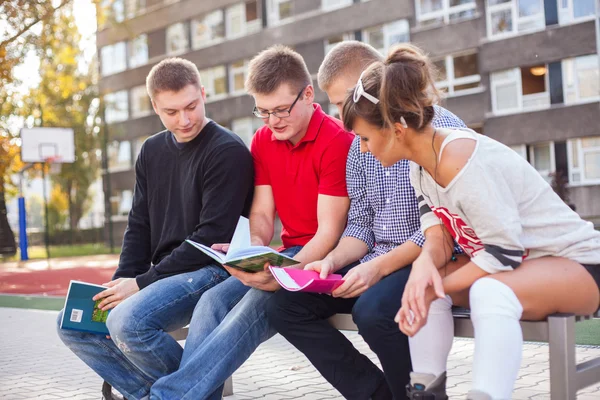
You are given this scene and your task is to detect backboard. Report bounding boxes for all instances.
[20,127,75,163]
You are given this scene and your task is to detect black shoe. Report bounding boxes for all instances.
[102,381,127,400]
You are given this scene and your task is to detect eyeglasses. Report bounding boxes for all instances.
[353,71,379,105]
[253,86,307,119]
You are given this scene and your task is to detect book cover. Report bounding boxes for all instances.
[186,216,299,272]
[269,267,344,293]
[60,280,110,335]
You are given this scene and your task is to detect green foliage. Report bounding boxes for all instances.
[18,3,101,230]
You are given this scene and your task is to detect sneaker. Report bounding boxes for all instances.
[405,372,448,400]
[102,381,127,400]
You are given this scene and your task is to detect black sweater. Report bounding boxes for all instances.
[113,121,254,289]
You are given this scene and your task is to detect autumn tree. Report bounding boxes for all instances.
[19,3,101,231]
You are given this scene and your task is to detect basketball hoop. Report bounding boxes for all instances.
[45,156,63,174]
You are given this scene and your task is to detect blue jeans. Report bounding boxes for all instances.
[56,265,229,400]
[150,246,303,400]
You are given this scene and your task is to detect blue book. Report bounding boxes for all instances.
[60,280,110,335]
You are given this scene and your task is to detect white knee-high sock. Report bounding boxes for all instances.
[408,295,454,377]
[470,278,523,399]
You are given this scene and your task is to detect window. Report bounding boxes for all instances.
[229,59,249,95]
[125,0,145,18]
[107,140,132,172]
[416,0,477,26]
[509,144,527,158]
[166,22,189,55]
[568,137,600,184]
[322,0,353,11]
[362,20,410,55]
[110,189,133,217]
[231,117,263,147]
[434,52,480,95]
[200,66,227,100]
[130,85,152,119]
[192,10,225,49]
[133,136,150,160]
[100,42,126,76]
[104,91,128,124]
[558,0,596,25]
[529,142,555,182]
[267,0,293,25]
[563,54,600,104]
[486,0,545,39]
[324,33,353,55]
[128,34,148,68]
[490,65,550,114]
[102,0,125,23]
[226,1,261,38]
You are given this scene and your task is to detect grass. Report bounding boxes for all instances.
[1,295,598,346]
[2,243,119,261]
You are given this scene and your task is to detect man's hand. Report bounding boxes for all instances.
[93,278,140,311]
[223,263,281,291]
[332,260,382,299]
[212,243,230,253]
[304,259,335,279]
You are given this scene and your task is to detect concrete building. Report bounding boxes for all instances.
[97,0,600,245]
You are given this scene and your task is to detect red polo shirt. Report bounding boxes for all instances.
[250,104,353,249]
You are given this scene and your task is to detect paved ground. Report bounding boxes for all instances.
[1,307,600,400]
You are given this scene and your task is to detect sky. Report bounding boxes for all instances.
[13,0,98,93]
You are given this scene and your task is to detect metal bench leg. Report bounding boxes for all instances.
[548,314,577,400]
[223,376,233,397]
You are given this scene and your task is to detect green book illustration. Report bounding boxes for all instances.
[186,216,299,273]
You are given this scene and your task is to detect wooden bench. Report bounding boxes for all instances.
[170,309,600,399]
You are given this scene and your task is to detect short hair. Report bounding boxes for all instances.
[317,41,383,91]
[146,57,201,99]
[343,43,439,133]
[245,45,311,95]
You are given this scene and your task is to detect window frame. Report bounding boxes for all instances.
[267,0,293,25]
[130,85,152,119]
[229,59,249,95]
[486,0,546,40]
[104,90,129,124]
[528,141,556,182]
[323,32,354,55]
[562,54,600,105]
[558,0,596,25]
[415,0,477,26]
[226,1,261,39]
[166,22,189,56]
[567,138,600,185]
[200,66,228,101]
[490,66,550,115]
[128,34,148,69]
[321,0,353,12]
[433,51,481,96]
[362,19,410,55]
[100,42,127,77]
[191,10,225,50]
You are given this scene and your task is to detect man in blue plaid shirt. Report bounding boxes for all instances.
[267,41,466,400]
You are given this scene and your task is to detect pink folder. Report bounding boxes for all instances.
[269,267,344,293]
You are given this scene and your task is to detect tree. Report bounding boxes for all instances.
[0,0,73,254]
[19,4,101,231]
[47,186,69,234]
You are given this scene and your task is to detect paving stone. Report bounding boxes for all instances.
[1,308,600,399]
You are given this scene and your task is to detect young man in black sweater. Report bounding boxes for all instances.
[57,58,254,400]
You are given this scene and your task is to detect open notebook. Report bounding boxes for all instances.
[186,217,299,272]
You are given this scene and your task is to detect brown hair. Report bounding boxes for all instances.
[245,45,311,95]
[317,40,382,91]
[343,43,439,133]
[146,57,201,99]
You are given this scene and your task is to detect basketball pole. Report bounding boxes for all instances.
[17,164,34,262]
[41,161,51,261]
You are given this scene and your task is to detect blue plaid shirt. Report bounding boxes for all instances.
[343,105,467,263]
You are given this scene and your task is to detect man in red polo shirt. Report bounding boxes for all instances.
[150,45,353,399]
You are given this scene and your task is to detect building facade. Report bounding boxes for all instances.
[97,0,600,245]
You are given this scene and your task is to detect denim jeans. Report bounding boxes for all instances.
[56,265,229,400]
[150,245,303,400]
